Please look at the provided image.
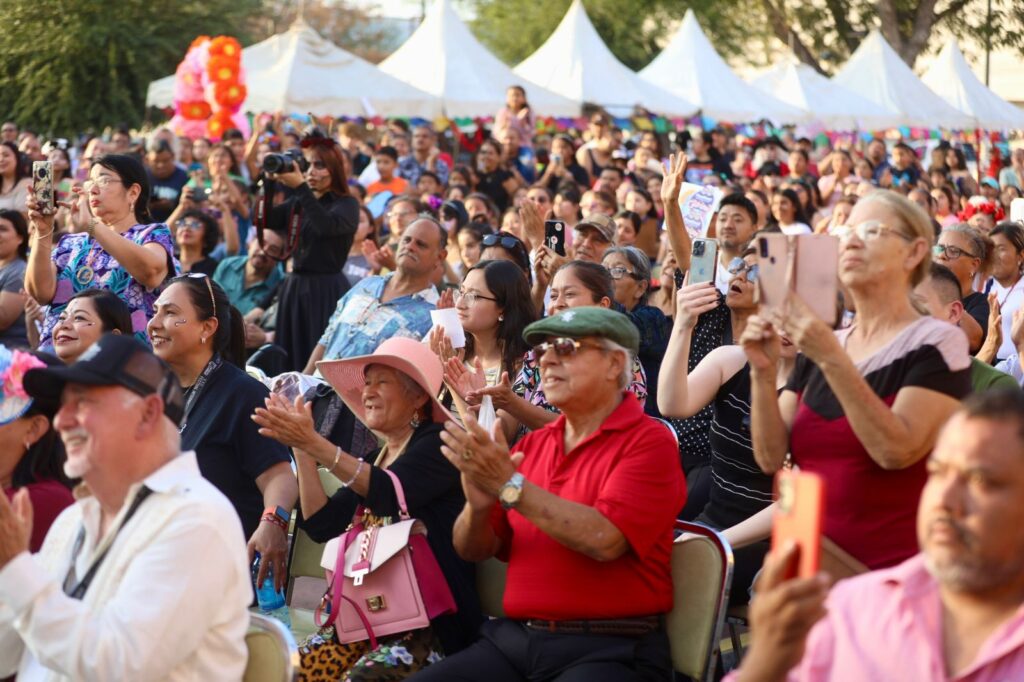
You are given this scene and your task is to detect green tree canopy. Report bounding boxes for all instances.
[0,0,261,136]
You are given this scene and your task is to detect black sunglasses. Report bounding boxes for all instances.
[481,234,522,251]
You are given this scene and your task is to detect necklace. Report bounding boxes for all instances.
[996,274,1024,310]
[74,236,102,286]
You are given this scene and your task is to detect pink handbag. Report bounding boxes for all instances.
[315,469,457,648]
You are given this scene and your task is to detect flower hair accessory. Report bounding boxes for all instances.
[300,127,338,150]
[0,346,46,425]
[957,196,1005,223]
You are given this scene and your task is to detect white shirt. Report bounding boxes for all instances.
[0,451,252,682]
[779,222,812,236]
[987,276,1024,360]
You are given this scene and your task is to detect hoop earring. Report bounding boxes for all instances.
[498,315,504,322]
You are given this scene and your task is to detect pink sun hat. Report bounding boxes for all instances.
[316,337,458,428]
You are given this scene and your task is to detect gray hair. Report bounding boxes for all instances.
[366,363,430,419]
[603,245,652,304]
[943,223,990,266]
[599,338,634,390]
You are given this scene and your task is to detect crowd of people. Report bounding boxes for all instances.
[2,82,1024,681]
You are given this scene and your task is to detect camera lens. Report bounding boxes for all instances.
[37,167,48,179]
[759,238,768,258]
[693,242,705,257]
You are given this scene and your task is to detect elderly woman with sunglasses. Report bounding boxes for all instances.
[602,246,670,417]
[25,154,177,351]
[934,224,991,353]
[659,248,796,604]
[741,191,972,571]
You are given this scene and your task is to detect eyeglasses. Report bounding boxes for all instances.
[178,219,204,232]
[84,176,123,191]
[255,245,284,259]
[607,266,643,281]
[184,272,217,319]
[454,290,498,306]
[535,337,610,357]
[829,220,914,243]
[933,244,978,261]
[481,234,522,251]
[727,258,759,283]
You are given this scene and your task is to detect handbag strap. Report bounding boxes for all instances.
[382,469,411,520]
[316,522,380,649]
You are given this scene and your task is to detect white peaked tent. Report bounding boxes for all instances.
[833,31,972,129]
[640,10,805,124]
[921,40,1024,130]
[514,0,697,117]
[377,0,579,118]
[146,19,441,118]
[750,57,904,130]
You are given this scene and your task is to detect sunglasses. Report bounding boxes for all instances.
[727,258,759,283]
[534,337,609,357]
[481,234,522,251]
[184,272,217,319]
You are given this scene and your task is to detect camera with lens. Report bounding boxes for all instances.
[262,149,309,174]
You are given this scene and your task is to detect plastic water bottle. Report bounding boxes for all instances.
[252,553,291,628]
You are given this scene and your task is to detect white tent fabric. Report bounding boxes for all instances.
[921,40,1024,130]
[146,19,441,118]
[833,31,973,129]
[514,0,696,117]
[640,10,806,124]
[377,0,579,118]
[750,57,904,130]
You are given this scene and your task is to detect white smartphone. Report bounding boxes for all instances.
[689,238,719,285]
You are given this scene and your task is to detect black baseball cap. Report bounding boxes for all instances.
[23,334,185,425]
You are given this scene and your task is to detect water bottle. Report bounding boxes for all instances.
[252,553,291,628]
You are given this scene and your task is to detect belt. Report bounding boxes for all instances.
[524,615,663,637]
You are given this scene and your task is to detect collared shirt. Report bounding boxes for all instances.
[212,255,283,316]
[490,393,686,620]
[318,273,439,367]
[397,154,450,187]
[0,452,251,682]
[726,554,1024,681]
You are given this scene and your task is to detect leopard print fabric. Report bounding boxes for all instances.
[297,626,369,682]
[298,626,443,681]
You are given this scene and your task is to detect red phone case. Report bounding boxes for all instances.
[771,469,825,579]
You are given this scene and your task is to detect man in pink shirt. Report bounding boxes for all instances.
[731,389,1024,682]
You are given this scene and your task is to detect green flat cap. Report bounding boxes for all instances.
[522,306,639,354]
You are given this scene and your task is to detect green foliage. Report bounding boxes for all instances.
[0,0,261,136]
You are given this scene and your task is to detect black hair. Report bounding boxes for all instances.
[93,153,153,223]
[11,351,71,489]
[481,230,532,281]
[1,141,27,190]
[456,221,491,246]
[625,187,658,219]
[376,146,399,162]
[928,262,963,302]
[990,222,1024,255]
[894,142,914,154]
[0,209,28,260]
[464,192,500,223]
[463,259,538,377]
[168,275,245,367]
[178,208,220,256]
[557,260,614,303]
[773,188,810,226]
[418,170,441,186]
[790,148,809,162]
[614,209,642,236]
[601,166,625,180]
[959,388,1024,445]
[719,192,758,224]
[222,128,244,141]
[65,289,132,334]
[208,143,241,177]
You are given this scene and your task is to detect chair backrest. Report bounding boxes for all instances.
[244,612,298,682]
[667,520,734,682]
[475,557,508,618]
[288,468,344,593]
[653,417,679,446]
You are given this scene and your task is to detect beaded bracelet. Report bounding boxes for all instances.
[260,513,288,532]
[341,458,365,488]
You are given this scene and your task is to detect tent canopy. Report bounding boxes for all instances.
[921,40,1024,130]
[750,57,904,130]
[146,19,441,118]
[514,0,696,117]
[377,0,579,118]
[640,10,805,124]
[833,30,973,129]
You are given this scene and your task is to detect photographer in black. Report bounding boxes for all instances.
[261,130,359,371]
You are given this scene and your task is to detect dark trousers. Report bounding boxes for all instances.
[411,618,671,681]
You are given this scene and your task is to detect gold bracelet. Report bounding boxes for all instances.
[32,228,54,241]
[331,446,343,471]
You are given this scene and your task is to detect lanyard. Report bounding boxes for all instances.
[178,354,223,434]
[62,486,154,600]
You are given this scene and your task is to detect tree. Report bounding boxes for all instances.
[0,0,262,136]
[464,0,1024,76]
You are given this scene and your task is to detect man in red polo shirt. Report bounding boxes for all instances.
[420,306,687,681]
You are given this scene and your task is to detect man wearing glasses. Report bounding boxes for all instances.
[420,307,686,681]
[213,228,285,318]
[0,122,17,144]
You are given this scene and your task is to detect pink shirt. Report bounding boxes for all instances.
[728,554,1024,681]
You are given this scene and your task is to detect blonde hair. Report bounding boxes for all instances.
[858,190,933,287]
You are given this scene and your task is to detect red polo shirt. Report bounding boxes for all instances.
[490,393,686,620]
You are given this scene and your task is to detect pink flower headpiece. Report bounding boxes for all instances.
[0,347,46,425]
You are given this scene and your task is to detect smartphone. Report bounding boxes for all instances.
[792,235,839,327]
[689,238,718,285]
[191,187,210,203]
[545,219,566,257]
[771,469,825,580]
[756,233,790,315]
[32,161,54,214]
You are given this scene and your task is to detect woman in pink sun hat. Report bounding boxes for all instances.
[253,337,482,678]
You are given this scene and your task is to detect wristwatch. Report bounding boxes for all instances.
[499,472,525,510]
[265,506,290,525]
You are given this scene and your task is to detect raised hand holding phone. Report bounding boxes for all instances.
[771,469,825,580]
